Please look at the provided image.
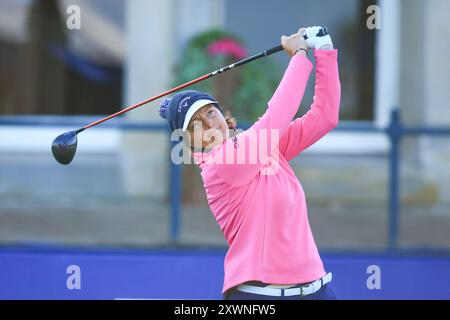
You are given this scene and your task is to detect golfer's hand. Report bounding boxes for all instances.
[281,28,308,57]
[304,26,334,50]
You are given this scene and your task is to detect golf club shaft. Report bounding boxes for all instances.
[82,45,284,131]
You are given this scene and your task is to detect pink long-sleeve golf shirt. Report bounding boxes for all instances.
[192,49,341,293]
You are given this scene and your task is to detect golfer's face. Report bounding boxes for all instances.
[187,104,228,150]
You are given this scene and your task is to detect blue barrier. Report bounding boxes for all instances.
[383,110,450,250]
[0,247,449,299]
[0,110,449,251]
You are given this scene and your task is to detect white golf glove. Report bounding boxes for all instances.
[303,26,334,50]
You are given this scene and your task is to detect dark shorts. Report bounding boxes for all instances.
[223,283,337,300]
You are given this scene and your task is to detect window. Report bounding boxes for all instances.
[0,0,124,115]
[225,0,376,121]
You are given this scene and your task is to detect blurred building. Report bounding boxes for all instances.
[0,0,449,249]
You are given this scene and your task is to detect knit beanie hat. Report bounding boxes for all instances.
[158,90,224,132]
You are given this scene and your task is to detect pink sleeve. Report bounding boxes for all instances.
[210,54,313,187]
[279,49,341,161]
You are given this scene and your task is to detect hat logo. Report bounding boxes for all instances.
[178,96,192,113]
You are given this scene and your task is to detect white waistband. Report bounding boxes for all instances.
[236,273,332,297]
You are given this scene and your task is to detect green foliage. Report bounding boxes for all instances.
[173,29,281,123]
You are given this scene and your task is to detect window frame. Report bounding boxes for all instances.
[303,0,399,156]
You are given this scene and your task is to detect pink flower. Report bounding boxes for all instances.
[207,38,247,60]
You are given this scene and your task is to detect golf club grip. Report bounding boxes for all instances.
[265,45,284,56]
[203,44,283,77]
[220,44,283,72]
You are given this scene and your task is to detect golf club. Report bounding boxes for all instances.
[51,28,329,165]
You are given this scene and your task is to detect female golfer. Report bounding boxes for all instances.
[159,26,340,300]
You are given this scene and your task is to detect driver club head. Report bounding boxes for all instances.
[51,130,79,165]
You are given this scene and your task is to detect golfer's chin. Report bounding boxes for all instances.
[205,138,224,149]
[196,127,232,151]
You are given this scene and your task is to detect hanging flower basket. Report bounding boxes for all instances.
[173,29,280,123]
